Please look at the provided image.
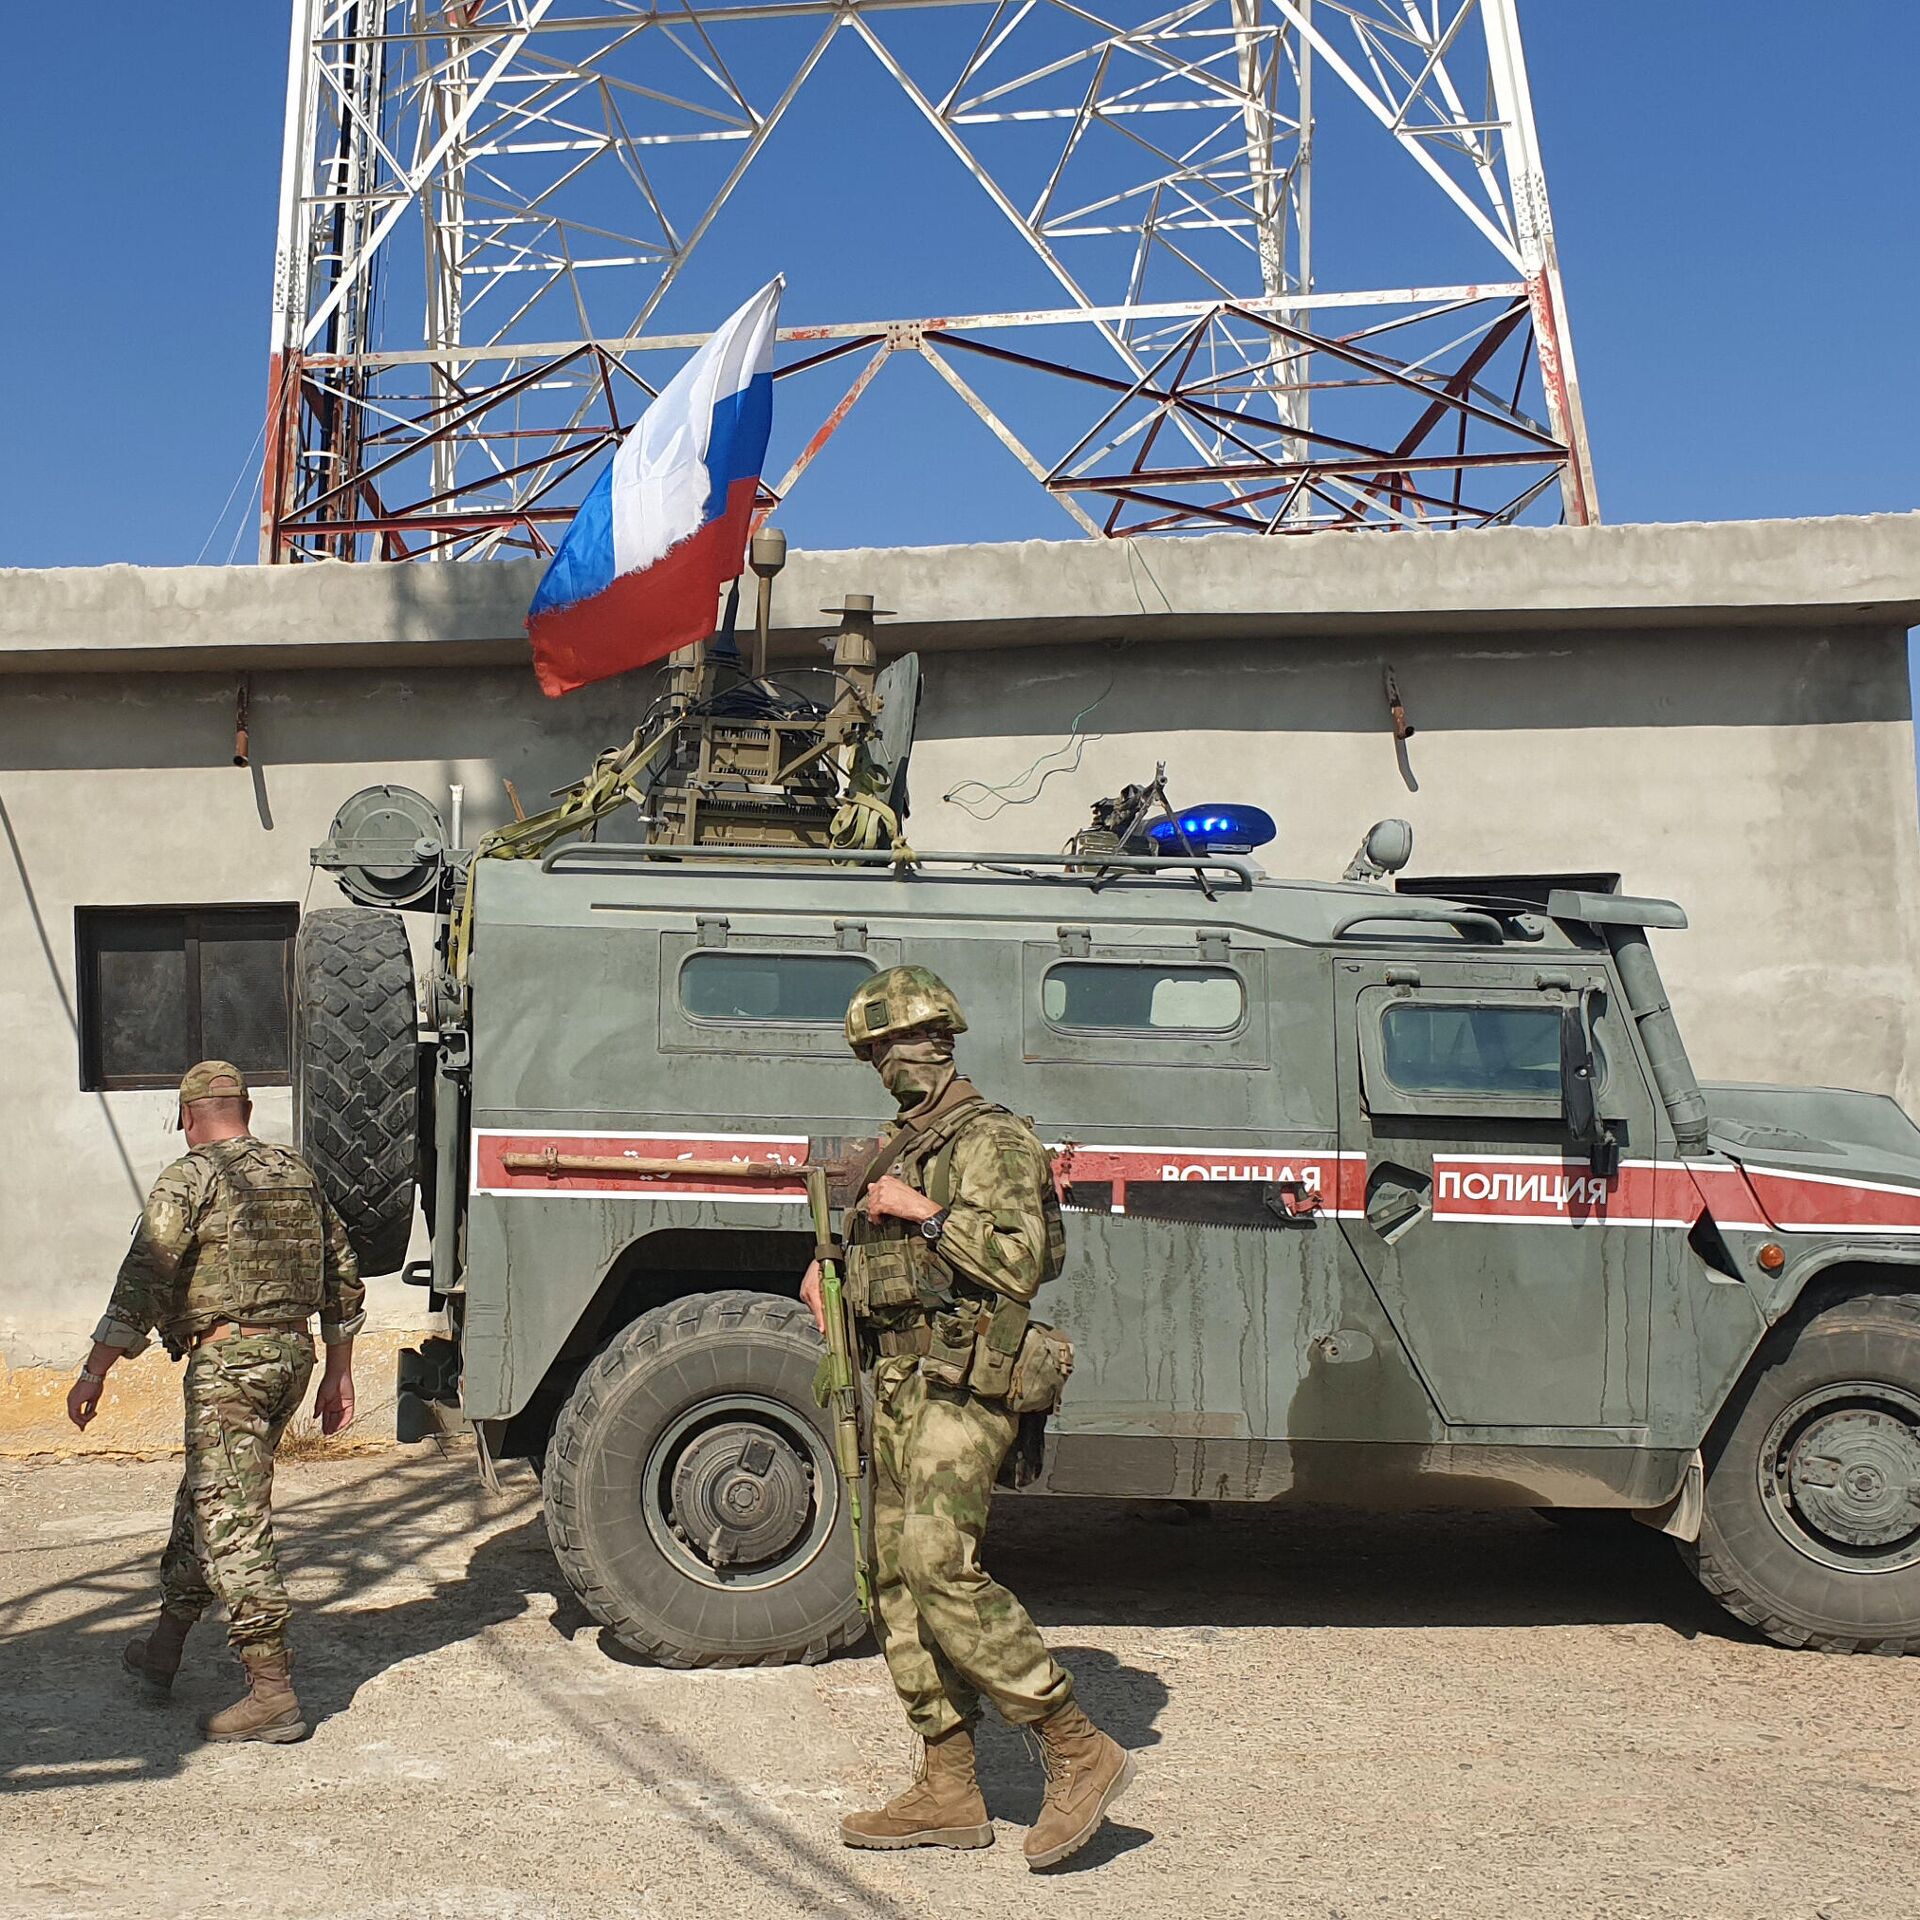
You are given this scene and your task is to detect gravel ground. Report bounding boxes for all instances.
[2,1449,1915,1920]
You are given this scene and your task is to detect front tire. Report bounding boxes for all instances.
[543,1291,866,1668]
[1686,1291,1920,1653]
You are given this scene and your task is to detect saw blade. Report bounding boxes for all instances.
[1063,1180,1322,1229]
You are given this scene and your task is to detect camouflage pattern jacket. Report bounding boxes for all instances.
[95,1136,366,1358]
[846,1091,1064,1322]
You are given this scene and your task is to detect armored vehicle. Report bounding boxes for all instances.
[297,590,1920,1667]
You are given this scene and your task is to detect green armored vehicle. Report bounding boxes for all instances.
[297,588,1920,1667]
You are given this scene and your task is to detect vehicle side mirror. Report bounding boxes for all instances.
[1560,999,1620,1179]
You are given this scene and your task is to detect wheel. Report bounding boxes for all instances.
[543,1290,867,1667]
[1686,1291,1920,1653]
[293,907,419,1277]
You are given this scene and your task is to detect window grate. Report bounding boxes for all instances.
[76,904,299,1092]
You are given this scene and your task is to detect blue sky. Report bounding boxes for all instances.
[0,3,1914,573]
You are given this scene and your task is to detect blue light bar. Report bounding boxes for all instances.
[1145,803,1276,854]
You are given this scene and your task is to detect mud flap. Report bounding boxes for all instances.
[1632,1448,1704,1542]
[396,1336,463,1445]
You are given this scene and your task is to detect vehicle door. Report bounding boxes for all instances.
[997,931,1380,1497]
[1333,955,1656,1430]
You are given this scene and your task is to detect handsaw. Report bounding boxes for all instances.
[1059,1179,1324,1230]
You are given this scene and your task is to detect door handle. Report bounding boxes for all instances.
[1365,1162,1433,1243]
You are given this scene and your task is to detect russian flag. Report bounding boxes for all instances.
[526,278,783,697]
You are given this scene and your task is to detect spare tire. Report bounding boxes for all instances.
[294,907,419,1276]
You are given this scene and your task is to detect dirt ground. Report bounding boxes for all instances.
[2,1450,1915,1920]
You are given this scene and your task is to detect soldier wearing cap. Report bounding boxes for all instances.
[800,965,1134,1870]
[67,1060,365,1743]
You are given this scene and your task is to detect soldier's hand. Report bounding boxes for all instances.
[67,1376,103,1431]
[315,1370,356,1436]
[864,1175,943,1226]
[799,1260,825,1335]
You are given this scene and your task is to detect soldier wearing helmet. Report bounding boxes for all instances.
[801,966,1134,1869]
[67,1061,365,1745]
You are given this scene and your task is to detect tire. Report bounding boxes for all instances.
[543,1290,867,1668]
[293,907,419,1277]
[1685,1291,1920,1654]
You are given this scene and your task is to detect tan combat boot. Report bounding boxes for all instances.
[1022,1702,1134,1870]
[841,1724,994,1850]
[122,1609,192,1695]
[199,1646,309,1744]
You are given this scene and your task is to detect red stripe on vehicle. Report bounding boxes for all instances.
[472,1129,810,1202]
[1049,1144,1365,1215]
[1742,1167,1920,1234]
[1431,1157,1694,1227]
[468,1130,1920,1239]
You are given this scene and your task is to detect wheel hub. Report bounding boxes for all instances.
[1786,1407,1920,1550]
[669,1420,814,1570]
[1761,1380,1920,1572]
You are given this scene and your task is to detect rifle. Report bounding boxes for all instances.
[498,1149,872,1616]
[806,1165,872,1618]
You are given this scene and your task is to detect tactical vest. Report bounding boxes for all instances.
[178,1140,329,1335]
[843,1095,1066,1328]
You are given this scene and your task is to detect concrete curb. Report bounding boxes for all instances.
[0,1330,423,1459]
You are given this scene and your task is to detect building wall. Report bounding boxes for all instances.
[4,613,1915,1402]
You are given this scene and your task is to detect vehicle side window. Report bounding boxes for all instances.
[1043,962,1244,1035]
[680,951,873,1025]
[1379,1003,1566,1099]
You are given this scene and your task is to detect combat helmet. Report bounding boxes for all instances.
[844,965,968,1051]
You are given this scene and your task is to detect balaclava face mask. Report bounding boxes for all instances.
[873,1030,956,1111]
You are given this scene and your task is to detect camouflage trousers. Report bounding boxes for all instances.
[159,1332,314,1653]
[868,1355,1073,1740]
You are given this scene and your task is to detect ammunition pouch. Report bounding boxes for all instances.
[844,1086,1072,1414]
[871,1295,1074,1415]
[844,1235,951,1318]
[1005,1319,1075,1414]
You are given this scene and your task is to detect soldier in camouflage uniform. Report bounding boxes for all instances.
[800,967,1134,1870]
[67,1061,364,1744]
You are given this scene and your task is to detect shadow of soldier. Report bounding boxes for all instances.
[0,1524,205,1796]
[0,1451,550,1790]
[971,1643,1165,1866]
[286,1514,555,1729]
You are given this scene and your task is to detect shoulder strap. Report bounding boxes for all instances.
[847,1078,987,1205]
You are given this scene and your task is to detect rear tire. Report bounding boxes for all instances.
[543,1290,867,1668]
[1686,1291,1920,1653]
[293,908,419,1277]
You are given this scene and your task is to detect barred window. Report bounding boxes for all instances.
[77,905,297,1091]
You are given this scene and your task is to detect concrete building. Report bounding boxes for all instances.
[4,512,1918,1452]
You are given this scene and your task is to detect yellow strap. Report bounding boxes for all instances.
[452,715,677,982]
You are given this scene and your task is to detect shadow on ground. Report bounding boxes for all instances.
[0,1453,543,1796]
[989,1494,1738,1644]
[0,1450,1745,1805]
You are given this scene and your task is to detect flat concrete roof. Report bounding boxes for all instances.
[3,512,1918,675]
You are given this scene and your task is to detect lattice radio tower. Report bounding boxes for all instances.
[262,0,1597,561]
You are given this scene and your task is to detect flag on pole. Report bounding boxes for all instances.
[526,277,783,697]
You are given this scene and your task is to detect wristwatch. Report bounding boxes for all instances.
[77,1366,106,1386]
[919,1208,951,1243]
